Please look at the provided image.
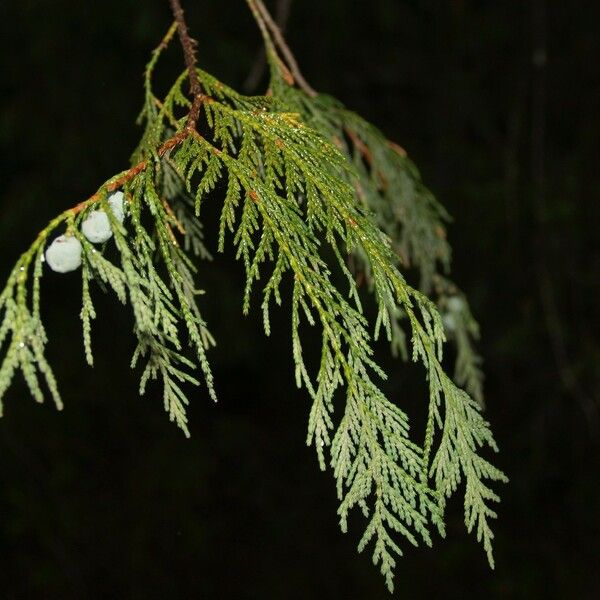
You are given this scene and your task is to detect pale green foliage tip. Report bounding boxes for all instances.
[0,18,506,593]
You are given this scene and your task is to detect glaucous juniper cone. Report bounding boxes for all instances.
[443,312,457,333]
[107,191,125,223]
[447,295,465,313]
[80,190,126,244]
[82,210,113,243]
[47,189,127,273]
[45,235,83,273]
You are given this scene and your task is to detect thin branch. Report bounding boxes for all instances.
[67,4,207,221]
[245,0,293,86]
[70,130,190,216]
[244,0,293,93]
[255,0,316,96]
[168,0,203,128]
[247,0,317,97]
[145,21,178,94]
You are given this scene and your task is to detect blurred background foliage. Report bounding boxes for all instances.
[0,0,598,597]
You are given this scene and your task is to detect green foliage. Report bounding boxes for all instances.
[269,77,486,406]
[0,13,506,593]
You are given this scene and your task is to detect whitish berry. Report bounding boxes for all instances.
[447,296,464,313]
[81,210,112,243]
[45,235,83,273]
[108,191,125,223]
[443,313,457,332]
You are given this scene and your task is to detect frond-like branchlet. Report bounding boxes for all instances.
[252,43,505,589]
[267,81,485,404]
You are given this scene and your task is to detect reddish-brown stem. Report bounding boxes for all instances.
[168,0,203,128]
[70,131,188,215]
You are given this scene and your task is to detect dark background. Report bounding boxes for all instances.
[0,0,598,598]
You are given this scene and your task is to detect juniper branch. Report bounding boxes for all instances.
[0,4,506,593]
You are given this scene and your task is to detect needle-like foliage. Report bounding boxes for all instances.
[0,4,506,592]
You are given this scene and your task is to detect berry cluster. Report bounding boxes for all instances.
[45,192,125,273]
